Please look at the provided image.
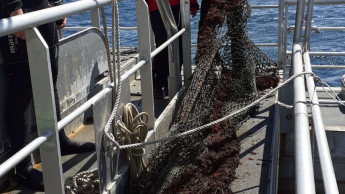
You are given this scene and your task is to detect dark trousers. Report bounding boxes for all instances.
[0,0,61,169]
[3,27,60,170]
[149,5,183,89]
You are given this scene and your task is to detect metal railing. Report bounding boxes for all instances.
[0,0,191,193]
[290,0,339,193]
[283,0,345,80]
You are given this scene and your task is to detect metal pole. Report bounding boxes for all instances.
[292,44,316,194]
[135,0,155,128]
[293,0,306,44]
[278,0,284,65]
[283,3,289,80]
[286,0,345,5]
[303,0,315,51]
[151,29,185,58]
[304,52,339,194]
[292,2,316,193]
[0,0,111,37]
[91,8,101,29]
[0,132,51,177]
[26,27,65,194]
[180,0,192,83]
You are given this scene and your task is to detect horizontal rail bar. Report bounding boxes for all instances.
[317,27,345,31]
[251,5,279,9]
[316,87,341,92]
[286,51,345,56]
[0,0,111,37]
[285,65,345,69]
[0,131,51,177]
[58,85,113,130]
[286,0,345,5]
[308,52,345,56]
[121,28,186,82]
[310,65,345,69]
[191,42,279,48]
[318,99,345,104]
[288,26,345,33]
[151,28,186,58]
[64,26,137,31]
[120,60,146,82]
[255,43,279,47]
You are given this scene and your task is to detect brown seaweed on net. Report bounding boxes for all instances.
[132,0,278,193]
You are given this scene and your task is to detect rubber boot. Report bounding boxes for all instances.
[16,157,44,191]
[59,130,95,156]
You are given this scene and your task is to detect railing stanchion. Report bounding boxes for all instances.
[135,0,155,128]
[26,27,65,194]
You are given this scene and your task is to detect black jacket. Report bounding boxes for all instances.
[0,0,63,65]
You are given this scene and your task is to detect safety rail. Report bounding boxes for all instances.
[0,1,113,193]
[0,0,343,193]
[290,0,339,193]
[283,0,345,80]
[0,0,192,193]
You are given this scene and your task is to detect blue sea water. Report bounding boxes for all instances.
[64,0,345,86]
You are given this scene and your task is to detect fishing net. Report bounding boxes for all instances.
[133,0,278,193]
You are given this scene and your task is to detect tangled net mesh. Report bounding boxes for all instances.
[132,0,278,193]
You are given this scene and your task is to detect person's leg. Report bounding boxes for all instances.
[5,61,44,191]
[49,36,95,155]
[150,10,169,98]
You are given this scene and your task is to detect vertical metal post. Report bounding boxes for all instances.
[303,0,314,52]
[180,0,192,83]
[135,0,155,128]
[91,8,101,29]
[293,0,306,44]
[26,27,65,194]
[283,3,289,80]
[155,0,181,99]
[278,0,285,66]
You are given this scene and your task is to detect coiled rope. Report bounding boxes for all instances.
[116,103,148,182]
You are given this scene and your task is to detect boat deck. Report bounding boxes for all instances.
[231,92,276,193]
[5,46,343,193]
[3,55,277,194]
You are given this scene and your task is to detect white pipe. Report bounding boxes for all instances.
[0,131,51,177]
[304,52,339,194]
[293,43,316,194]
[151,29,185,58]
[0,0,111,37]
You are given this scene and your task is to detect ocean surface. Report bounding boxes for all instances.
[64,0,345,86]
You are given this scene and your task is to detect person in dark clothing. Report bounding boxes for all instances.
[0,0,95,190]
[146,0,199,99]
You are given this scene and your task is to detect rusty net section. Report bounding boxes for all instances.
[133,0,278,193]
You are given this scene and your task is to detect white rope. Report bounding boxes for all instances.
[315,76,345,106]
[116,103,148,181]
[115,72,315,150]
[65,0,121,193]
[102,0,122,153]
[277,101,294,109]
[100,7,114,82]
